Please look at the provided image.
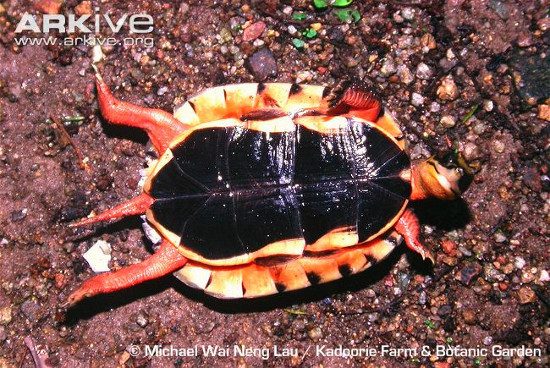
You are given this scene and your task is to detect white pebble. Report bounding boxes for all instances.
[416,62,433,80]
[92,43,105,64]
[141,216,162,244]
[483,99,494,111]
[83,240,112,273]
[157,86,168,96]
[402,7,415,20]
[514,256,526,269]
[411,92,424,106]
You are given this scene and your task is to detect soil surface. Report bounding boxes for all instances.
[0,1,548,367]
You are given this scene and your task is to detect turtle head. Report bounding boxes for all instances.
[412,150,474,200]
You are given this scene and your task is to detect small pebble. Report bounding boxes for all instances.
[537,104,550,121]
[365,289,376,298]
[429,101,441,112]
[136,313,148,327]
[537,17,550,31]
[440,115,456,128]
[75,1,92,16]
[34,0,63,14]
[540,270,549,282]
[419,290,427,305]
[492,140,505,153]
[0,307,11,324]
[517,286,537,304]
[83,240,112,273]
[247,48,278,81]
[157,86,168,96]
[514,257,526,269]
[494,232,507,243]
[458,246,472,257]
[397,65,414,85]
[441,240,457,256]
[10,209,27,222]
[462,142,480,161]
[411,92,425,106]
[307,327,323,341]
[242,21,266,42]
[421,33,436,50]
[459,262,482,285]
[416,63,433,80]
[393,12,404,23]
[92,44,105,64]
[20,300,43,321]
[483,336,493,345]
[437,76,459,101]
[483,100,494,112]
[381,57,397,76]
[462,309,476,324]
[401,7,415,20]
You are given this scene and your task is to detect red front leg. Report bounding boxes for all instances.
[65,240,188,307]
[95,72,188,154]
[395,209,435,263]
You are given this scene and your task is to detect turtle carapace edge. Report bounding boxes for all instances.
[66,75,473,305]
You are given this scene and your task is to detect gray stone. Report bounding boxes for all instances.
[247,48,278,81]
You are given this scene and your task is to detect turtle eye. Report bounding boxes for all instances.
[436,151,459,169]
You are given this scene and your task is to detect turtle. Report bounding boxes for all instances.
[65,73,473,306]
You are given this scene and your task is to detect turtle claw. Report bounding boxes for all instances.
[420,248,436,265]
[407,239,436,264]
[395,209,436,265]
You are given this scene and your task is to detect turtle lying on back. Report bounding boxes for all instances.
[66,75,472,305]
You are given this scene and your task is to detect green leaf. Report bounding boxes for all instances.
[313,0,329,10]
[292,11,307,21]
[461,104,479,124]
[351,9,361,22]
[332,0,353,7]
[292,38,305,49]
[334,8,361,23]
[335,9,352,22]
[302,28,317,39]
[62,115,85,126]
[424,319,436,329]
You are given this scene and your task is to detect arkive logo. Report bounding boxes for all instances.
[15,7,153,34]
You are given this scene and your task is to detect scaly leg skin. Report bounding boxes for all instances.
[95,72,188,154]
[65,240,188,307]
[395,209,435,264]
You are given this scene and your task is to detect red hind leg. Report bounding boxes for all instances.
[70,192,154,227]
[95,72,188,154]
[395,209,435,263]
[65,240,187,307]
[327,81,382,122]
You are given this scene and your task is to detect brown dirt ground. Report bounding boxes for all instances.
[0,1,548,367]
